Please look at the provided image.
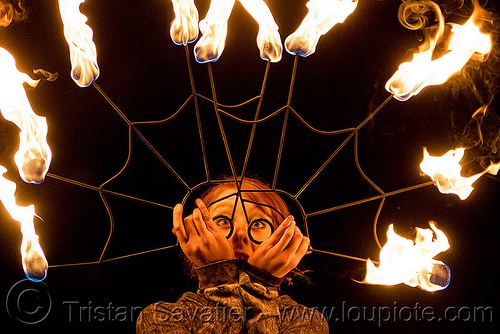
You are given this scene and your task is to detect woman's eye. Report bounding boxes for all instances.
[251,219,269,229]
[213,216,231,227]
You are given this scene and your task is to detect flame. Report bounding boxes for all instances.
[0,166,48,281]
[420,147,498,200]
[169,0,199,46]
[364,222,450,292]
[285,0,358,57]
[194,0,282,63]
[0,47,52,184]
[59,0,99,87]
[386,0,492,101]
[239,0,282,62]
[194,0,235,63]
[0,0,27,27]
[486,162,500,175]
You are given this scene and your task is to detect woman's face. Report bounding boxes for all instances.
[206,188,274,260]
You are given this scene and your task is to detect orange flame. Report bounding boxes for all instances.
[487,162,500,175]
[59,0,99,87]
[420,147,498,200]
[239,0,282,62]
[169,0,199,46]
[285,0,358,57]
[364,222,450,292]
[386,0,492,101]
[194,0,235,63]
[0,166,47,281]
[0,0,27,27]
[0,47,52,184]
[194,0,282,63]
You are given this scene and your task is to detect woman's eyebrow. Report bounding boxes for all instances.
[248,215,272,222]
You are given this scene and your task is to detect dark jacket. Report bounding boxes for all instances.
[136,259,328,333]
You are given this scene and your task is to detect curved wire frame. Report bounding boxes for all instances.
[47,45,435,269]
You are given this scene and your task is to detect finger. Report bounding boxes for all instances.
[282,232,310,270]
[273,219,297,253]
[183,214,199,237]
[172,204,187,241]
[295,236,311,261]
[263,215,294,247]
[285,236,310,271]
[282,226,304,254]
[195,199,218,232]
[195,199,212,221]
[192,207,209,235]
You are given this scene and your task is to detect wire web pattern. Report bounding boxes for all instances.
[45,42,438,269]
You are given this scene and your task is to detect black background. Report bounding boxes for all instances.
[0,0,498,333]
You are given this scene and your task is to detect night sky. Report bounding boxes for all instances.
[0,0,498,333]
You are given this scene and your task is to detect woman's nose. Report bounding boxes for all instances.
[229,220,249,244]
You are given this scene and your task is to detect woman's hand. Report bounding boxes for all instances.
[247,216,310,278]
[172,199,235,267]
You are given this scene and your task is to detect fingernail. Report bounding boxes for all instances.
[174,203,182,212]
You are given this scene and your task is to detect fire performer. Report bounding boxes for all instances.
[137,176,328,333]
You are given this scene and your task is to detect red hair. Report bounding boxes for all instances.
[200,176,290,229]
[182,175,291,281]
